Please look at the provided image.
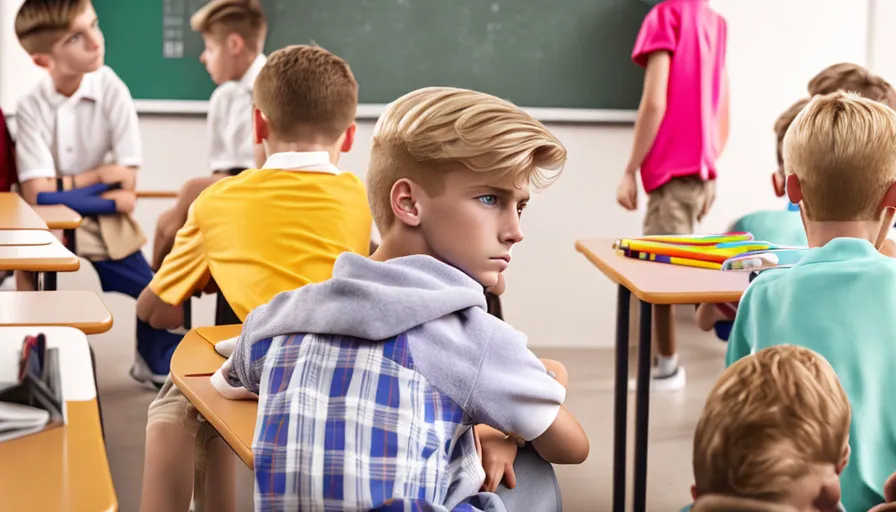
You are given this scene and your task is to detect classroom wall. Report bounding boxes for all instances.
[0,0,873,348]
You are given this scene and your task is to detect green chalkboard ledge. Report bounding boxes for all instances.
[132,100,638,124]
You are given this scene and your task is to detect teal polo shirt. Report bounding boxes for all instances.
[726,237,896,511]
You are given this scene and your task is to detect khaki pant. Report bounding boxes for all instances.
[147,377,218,510]
[643,175,709,236]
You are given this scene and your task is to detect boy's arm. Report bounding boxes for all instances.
[617,51,672,210]
[718,68,731,157]
[136,204,211,329]
[462,329,589,465]
[208,88,253,173]
[14,101,61,204]
[624,51,671,177]
[530,406,590,464]
[105,69,142,190]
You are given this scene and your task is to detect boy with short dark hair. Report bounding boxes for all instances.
[137,44,372,511]
[13,0,182,384]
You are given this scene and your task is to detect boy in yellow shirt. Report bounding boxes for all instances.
[136,44,372,511]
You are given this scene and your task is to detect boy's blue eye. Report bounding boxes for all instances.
[478,195,498,206]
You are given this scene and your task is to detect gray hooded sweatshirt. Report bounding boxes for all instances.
[226,253,566,512]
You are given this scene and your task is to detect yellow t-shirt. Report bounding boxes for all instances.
[149,166,372,321]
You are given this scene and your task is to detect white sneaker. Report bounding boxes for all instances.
[128,355,167,390]
[627,366,687,393]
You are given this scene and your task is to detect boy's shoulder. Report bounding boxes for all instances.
[17,65,129,112]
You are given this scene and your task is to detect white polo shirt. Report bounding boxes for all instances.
[14,65,142,184]
[207,54,266,173]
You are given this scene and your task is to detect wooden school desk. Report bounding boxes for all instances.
[33,204,82,253]
[0,193,47,230]
[575,238,750,512]
[0,229,55,246]
[0,291,113,334]
[170,325,258,468]
[0,238,79,290]
[0,326,117,512]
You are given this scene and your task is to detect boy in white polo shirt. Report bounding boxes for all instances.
[151,0,267,270]
[13,0,182,386]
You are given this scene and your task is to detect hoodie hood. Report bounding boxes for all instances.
[240,253,489,343]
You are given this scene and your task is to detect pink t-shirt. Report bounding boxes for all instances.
[632,0,727,193]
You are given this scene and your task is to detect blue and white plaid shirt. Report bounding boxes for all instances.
[226,253,566,511]
[251,332,493,511]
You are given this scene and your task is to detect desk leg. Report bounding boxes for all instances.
[633,300,653,512]
[612,285,631,512]
[88,343,106,440]
[44,272,57,291]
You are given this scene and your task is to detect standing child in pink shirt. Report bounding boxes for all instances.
[617,0,729,391]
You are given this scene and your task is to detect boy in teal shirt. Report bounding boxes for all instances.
[699,63,896,337]
[726,91,896,512]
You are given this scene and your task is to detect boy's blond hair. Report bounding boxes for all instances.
[783,91,896,221]
[190,0,266,52]
[693,345,850,502]
[808,63,896,110]
[774,98,810,175]
[367,87,567,232]
[14,0,90,54]
[253,44,357,143]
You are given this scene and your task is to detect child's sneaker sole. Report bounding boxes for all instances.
[627,366,686,393]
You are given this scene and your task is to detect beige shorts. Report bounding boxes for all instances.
[147,376,207,439]
[147,376,219,509]
[643,175,709,236]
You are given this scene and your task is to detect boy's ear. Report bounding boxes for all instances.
[31,54,51,69]
[691,485,698,501]
[340,123,356,153]
[390,178,422,228]
[225,32,244,55]
[879,181,896,211]
[771,172,786,198]
[253,108,269,145]
[836,443,850,475]
[785,173,803,205]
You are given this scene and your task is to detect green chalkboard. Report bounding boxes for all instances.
[95,0,650,117]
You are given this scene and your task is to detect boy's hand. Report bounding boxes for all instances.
[476,424,518,492]
[98,164,136,190]
[616,172,638,211]
[102,189,137,214]
[152,208,184,269]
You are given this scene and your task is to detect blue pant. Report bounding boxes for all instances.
[90,251,182,375]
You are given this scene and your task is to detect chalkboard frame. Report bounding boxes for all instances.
[132,99,638,123]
